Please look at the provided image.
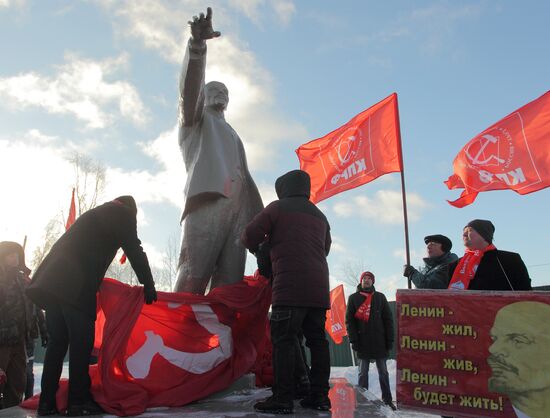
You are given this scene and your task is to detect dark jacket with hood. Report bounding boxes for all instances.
[345,284,394,360]
[27,196,155,318]
[408,251,459,289]
[448,249,531,291]
[241,170,331,308]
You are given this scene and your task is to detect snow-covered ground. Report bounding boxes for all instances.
[30,361,437,417]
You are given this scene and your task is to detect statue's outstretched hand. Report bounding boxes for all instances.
[189,7,221,42]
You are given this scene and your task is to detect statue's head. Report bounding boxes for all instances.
[205,81,228,111]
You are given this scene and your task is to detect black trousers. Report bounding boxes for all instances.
[40,302,95,406]
[270,306,330,403]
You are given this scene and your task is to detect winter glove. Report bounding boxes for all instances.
[0,368,6,385]
[255,242,272,279]
[144,284,158,305]
[403,264,415,277]
[351,342,360,352]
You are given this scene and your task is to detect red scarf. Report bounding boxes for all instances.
[354,291,374,322]
[448,244,496,290]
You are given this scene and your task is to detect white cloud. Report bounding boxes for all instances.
[269,0,296,26]
[0,138,76,264]
[26,129,59,144]
[0,0,26,8]
[0,53,147,129]
[228,0,264,22]
[94,0,307,170]
[256,181,278,207]
[333,189,429,224]
[104,127,186,213]
[376,3,483,54]
[0,128,183,268]
[330,235,347,254]
[392,247,424,265]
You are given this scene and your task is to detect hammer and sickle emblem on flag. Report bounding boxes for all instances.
[126,305,233,379]
[336,129,358,165]
[465,134,506,166]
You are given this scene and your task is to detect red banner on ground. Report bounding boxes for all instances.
[397,290,550,417]
[296,93,402,203]
[445,90,550,207]
[325,284,348,344]
[21,276,271,416]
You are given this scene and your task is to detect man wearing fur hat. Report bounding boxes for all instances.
[345,271,396,410]
[403,234,458,289]
[447,219,531,291]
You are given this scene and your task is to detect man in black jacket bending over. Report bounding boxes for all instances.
[242,170,332,414]
[27,196,157,416]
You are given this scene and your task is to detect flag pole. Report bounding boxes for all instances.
[393,93,412,289]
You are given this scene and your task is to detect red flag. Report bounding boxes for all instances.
[65,188,76,230]
[119,252,127,264]
[325,284,347,344]
[296,93,402,203]
[445,90,550,207]
[21,276,272,416]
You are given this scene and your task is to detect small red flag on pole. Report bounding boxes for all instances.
[65,188,76,230]
[445,90,550,207]
[325,284,348,344]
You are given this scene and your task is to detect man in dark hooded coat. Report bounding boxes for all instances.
[27,196,157,416]
[242,170,332,414]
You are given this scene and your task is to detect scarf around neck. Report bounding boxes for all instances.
[354,291,374,322]
[448,244,496,290]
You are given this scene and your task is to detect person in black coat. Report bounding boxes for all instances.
[447,219,531,291]
[346,271,396,410]
[26,196,158,417]
[242,170,332,414]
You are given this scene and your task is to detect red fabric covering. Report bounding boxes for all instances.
[22,274,271,416]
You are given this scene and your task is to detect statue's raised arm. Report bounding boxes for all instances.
[179,7,221,128]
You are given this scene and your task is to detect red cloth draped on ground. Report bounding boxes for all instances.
[325,284,348,344]
[445,90,550,207]
[296,93,402,203]
[22,274,271,416]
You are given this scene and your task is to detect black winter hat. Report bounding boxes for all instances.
[424,234,452,253]
[465,219,495,244]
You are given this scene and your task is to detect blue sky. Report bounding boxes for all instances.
[1,0,549,298]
